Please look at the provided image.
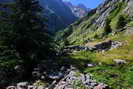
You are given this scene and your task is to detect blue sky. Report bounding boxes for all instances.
[63,0,103,8]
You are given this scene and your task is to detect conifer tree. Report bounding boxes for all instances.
[0,0,56,80]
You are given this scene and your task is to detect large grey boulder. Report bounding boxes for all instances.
[6,86,17,89]
[48,72,63,80]
[110,41,122,50]
[93,83,108,89]
[17,82,28,89]
[32,71,41,78]
[87,64,95,67]
[124,0,133,17]
[37,86,44,89]
[125,27,133,35]
[28,85,37,89]
[53,69,107,89]
[113,59,127,64]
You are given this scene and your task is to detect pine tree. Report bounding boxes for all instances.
[0,0,56,80]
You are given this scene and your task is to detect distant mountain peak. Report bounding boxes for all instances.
[77,3,88,10]
[63,1,90,18]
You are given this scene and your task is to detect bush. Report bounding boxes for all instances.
[116,14,127,29]
[103,18,112,35]
[127,21,133,27]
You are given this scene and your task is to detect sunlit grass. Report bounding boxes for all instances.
[127,21,133,27]
[68,32,133,64]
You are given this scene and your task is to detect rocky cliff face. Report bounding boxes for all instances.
[124,0,133,17]
[94,0,132,27]
[64,2,90,18]
[57,0,133,45]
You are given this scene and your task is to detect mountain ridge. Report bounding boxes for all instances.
[39,0,77,32]
[57,0,133,45]
[64,1,90,18]
[0,0,78,33]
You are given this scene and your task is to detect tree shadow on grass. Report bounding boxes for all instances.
[57,55,92,72]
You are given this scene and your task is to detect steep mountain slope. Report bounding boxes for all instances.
[0,0,78,33]
[57,0,133,45]
[39,0,77,32]
[64,2,90,18]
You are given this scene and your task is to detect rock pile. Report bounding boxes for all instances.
[7,66,109,89]
[54,70,108,89]
[113,59,127,65]
[94,40,122,52]
[110,41,122,50]
[7,82,39,89]
[62,40,122,53]
[32,64,69,81]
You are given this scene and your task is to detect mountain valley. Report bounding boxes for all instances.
[0,0,133,89]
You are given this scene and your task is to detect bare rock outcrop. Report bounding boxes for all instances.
[53,70,108,89]
[124,0,133,17]
[125,27,133,35]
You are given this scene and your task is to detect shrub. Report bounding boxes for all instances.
[116,14,127,29]
[103,18,112,36]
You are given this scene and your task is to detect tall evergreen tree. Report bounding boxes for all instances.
[0,0,56,80]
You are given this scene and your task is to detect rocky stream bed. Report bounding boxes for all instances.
[6,65,109,89]
[6,40,124,89]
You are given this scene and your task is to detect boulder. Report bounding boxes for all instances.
[48,72,63,80]
[93,40,122,51]
[124,0,133,17]
[7,86,17,89]
[17,82,28,89]
[28,85,37,89]
[53,81,67,89]
[37,86,44,89]
[113,59,127,64]
[14,65,25,76]
[125,27,133,35]
[93,83,107,89]
[94,40,112,51]
[32,71,41,78]
[87,64,95,67]
[111,41,122,50]
[14,65,23,71]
